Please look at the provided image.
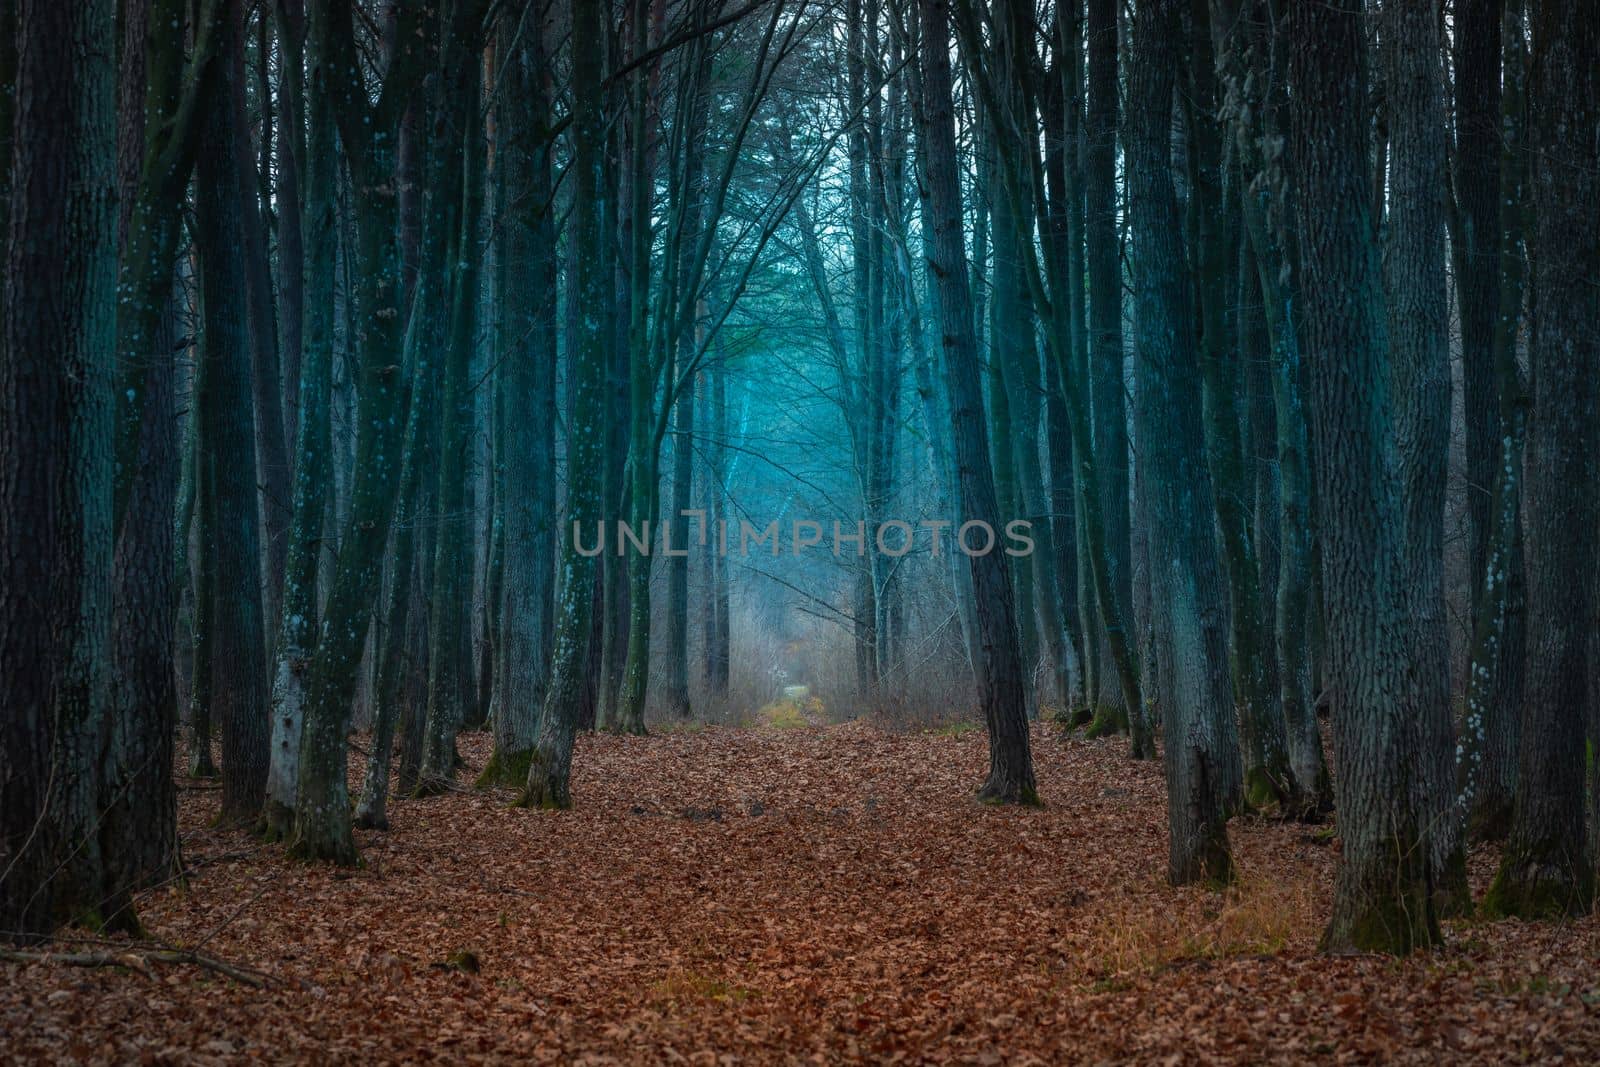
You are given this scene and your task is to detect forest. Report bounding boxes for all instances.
[1,0,1598,1060]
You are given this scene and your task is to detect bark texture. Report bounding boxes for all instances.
[1484,0,1598,921]
[1288,0,1441,954]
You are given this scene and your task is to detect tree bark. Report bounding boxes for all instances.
[518,0,611,809]
[288,0,429,864]
[1128,0,1237,886]
[264,0,335,840]
[1182,0,1290,815]
[484,1,558,781]
[1455,0,1503,629]
[1458,0,1527,844]
[194,0,271,827]
[418,0,489,791]
[1288,0,1441,955]
[1484,0,1598,920]
[1381,0,1468,915]
[0,0,117,939]
[1083,0,1132,740]
[913,0,1035,806]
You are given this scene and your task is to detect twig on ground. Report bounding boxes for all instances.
[0,946,275,988]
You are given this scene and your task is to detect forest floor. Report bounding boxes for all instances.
[3,722,1599,1064]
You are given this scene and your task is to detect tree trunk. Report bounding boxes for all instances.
[1381,0,1468,915]
[1210,0,1332,817]
[102,0,222,924]
[704,353,731,700]
[665,374,695,720]
[194,0,271,827]
[186,415,219,781]
[1083,0,1132,741]
[355,390,427,828]
[1288,0,1441,955]
[418,3,489,790]
[484,3,558,782]
[231,3,290,633]
[1484,0,1598,920]
[1455,0,1503,631]
[264,0,336,840]
[0,0,117,939]
[518,0,611,809]
[1128,0,1236,886]
[1182,0,1290,814]
[288,0,428,864]
[1459,0,1527,843]
[913,0,1035,806]
[614,0,659,738]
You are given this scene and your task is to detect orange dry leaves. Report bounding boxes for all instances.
[3,724,1597,1063]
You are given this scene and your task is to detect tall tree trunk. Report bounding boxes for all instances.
[614,0,659,738]
[1128,0,1237,885]
[101,0,223,924]
[353,476,418,827]
[913,0,1035,806]
[986,139,1033,717]
[1177,2,1286,819]
[288,0,428,864]
[981,21,1054,717]
[1484,0,1598,920]
[483,2,558,782]
[194,0,271,827]
[275,0,307,461]
[704,353,731,700]
[1460,0,1529,841]
[186,411,219,781]
[518,0,610,809]
[1210,0,1331,816]
[1043,5,1089,717]
[1083,0,1132,741]
[0,0,117,939]
[846,0,879,696]
[1455,0,1503,631]
[1381,0,1468,915]
[1182,0,1289,814]
[418,1,489,790]
[1288,0,1441,954]
[231,4,290,633]
[665,373,696,720]
[263,0,335,840]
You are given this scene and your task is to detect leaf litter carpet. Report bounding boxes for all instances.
[4,723,1598,1063]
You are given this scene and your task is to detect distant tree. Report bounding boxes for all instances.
[663,9,716,723]
[192,0,270,828]
[1082,0,1134,743]
[416,0,491,793]
[1456,0,1528,844]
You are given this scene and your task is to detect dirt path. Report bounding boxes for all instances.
[4,724,1597,1063]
